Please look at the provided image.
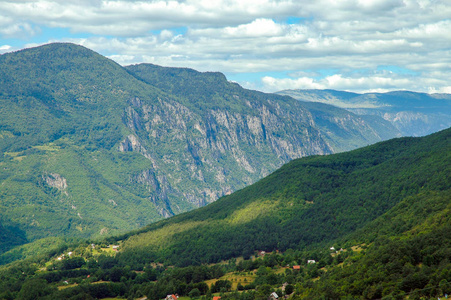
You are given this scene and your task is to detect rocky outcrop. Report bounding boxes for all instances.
[132,169,175,218]
[42,173,68,195]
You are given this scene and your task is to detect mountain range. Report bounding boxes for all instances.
[276,89,451,136]
[0,43,403,253]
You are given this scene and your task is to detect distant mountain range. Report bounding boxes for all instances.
[276,89,451,136]
[0,43,403,253]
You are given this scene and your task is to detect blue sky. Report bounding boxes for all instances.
[0,0,450,94]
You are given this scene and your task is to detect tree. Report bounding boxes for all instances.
[189,288,201,299]
[62,256,85,270]
[285,284,294,295]
[16,278,56,300]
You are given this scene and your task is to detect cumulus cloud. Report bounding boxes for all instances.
[0,0,449,93]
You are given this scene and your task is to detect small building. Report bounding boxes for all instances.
[330,246,335,251]
[269,292,279,300]
[166,295,178,300]
[307,260,316,264]
[213,297,221,300]
[292,265,301,270]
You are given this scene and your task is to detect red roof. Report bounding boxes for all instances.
[213,297,221,300]
[293,265,301,270]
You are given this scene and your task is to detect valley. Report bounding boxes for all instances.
[0,43,400,255]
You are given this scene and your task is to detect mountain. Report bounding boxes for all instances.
[276,89,451,136]
[0,128,448,300]
[0,43,400,255]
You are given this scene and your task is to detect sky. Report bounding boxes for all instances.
[0,0,450,94]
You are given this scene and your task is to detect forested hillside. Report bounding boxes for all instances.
[0,43,400,256]
[0,128,448,300]
[110,127,450,267]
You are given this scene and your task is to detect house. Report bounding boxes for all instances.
[213,297,221,300]
[307,260,316,264]
[292,265,301,270]
[330,246,335,251]
[166,295,178,300]
[269,292,279,300]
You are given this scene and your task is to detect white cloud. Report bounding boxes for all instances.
[0,0,449,93]
[0,45,12,54]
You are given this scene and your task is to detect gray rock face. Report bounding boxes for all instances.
[42,173,68,192]
[118,90,394,217]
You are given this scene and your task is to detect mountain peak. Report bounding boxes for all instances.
[1,42,99,62]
